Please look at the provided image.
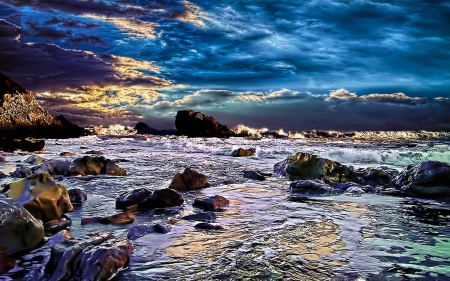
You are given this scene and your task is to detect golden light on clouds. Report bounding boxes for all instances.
[175,0,208,27]
[84,15,158,39]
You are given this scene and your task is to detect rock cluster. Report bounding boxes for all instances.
[175,109,234,138]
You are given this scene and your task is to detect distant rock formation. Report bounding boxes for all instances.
[0,72,88,147]
[175,109,234,138]
[134,122,176,136]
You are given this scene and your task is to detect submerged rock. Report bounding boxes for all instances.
[175,109,234,138]
[68,156,126,176]
[45,233,132,281]
[395,161,450,198]
[231,148,256,157]
[127,223,169,240]
[116,188,184,209]
[169,168,211,191]
[59,152,74,156]
[69,188,87,203]
[0,195,44,255]
[244,170,266,181]
[82,210,136,225]
[183,212,217,222]
[274,152,355,183]
[290,179,336,196]
[193,195,230,211]
[85,150,103,155]
[194,222,224,230]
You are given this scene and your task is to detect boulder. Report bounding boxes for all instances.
[0,195,44,255]
[6,172,58,203]
[45,233,132,281]
[68,156,126,176]
[290,179,336,196]
[231,148,256,157]
[194,223,224,230]
[59,152,74,156]
[274,152,355,183]
[127,223,169,240]
[193,195,230,211]
[169,168,210,191]
[69,188,87,203]
[85,150,103,155]
[395,161,450,198]
[175,109,234,138]
[354,166,398,186]
[24,155,46,165]
[182,212,217,222]
[116,188,184,209]
[244,171,266,181]
[0,247,15,274]
[34,159,71,176]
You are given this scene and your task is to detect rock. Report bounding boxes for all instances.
[231,148,256,157]
[69,188,87,203]
[134,122,175,136]
[0,138,45,152]
[274,152,355,183]
[116,188,184,209]
[82,210,135,225]
[0,247,16,274]
[59,152,74,156]
[23,183,73,223]
[182,212,217,222]
[175,109,234,138]
[395,161,450,198]
[194,222,224,230]
[45,233,132,281]
[0,156,6,163]
[334,182,374,194]
[85,150,103,155]
[34,159,71,176]
[290,179,336,196]
[244,171,266,181]
[47,230,73,247]
[10,166,34,178]
[354,166,398,186]
[169,168,210,191]
[127,223,169,240]
[193,195,230,211]
[0,72,88,141]
[0,195,44,255]
[6,172,58,203]
[44,216,72,232]
[68,156,126,176]
[24,155,46,165]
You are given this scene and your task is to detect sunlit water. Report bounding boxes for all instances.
[1,136,450,280]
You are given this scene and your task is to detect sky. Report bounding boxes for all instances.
[0,0,449,131]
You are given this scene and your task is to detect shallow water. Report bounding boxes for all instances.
[1,136,450,280]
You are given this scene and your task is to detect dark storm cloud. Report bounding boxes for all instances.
[43,17,100,28]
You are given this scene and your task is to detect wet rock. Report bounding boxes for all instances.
[183,212,217,222]
[274,152,355,183]
[34,159,71,176]
[47,230,73,247]
[23,183,73,223]
[334,182,374,194]
[45,233,132,281]
[69,188,87,203]
[44,216,72,232]
[59,152,74,156]
[10,166,34,178]
[0,247,15,274]
[354,166,398,186]
[6,172,58,203]
[193,195,230,211]
[24,155,46,165]
[231,148,256,157]
[244,170,266,181]
[82,210,136,225]
[68,156,126,176]
[175,109,234,138]
[0,195,44,255]
[85,150,103,155]
[194,222,224,230]
[169,168,211,191]
[395,161,450,198]
[127,223,169,240]
[290,179,336,196]
[0,156,6,163]
[116,188,184,209]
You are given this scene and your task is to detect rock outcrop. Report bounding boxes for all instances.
[0,72,88,148]
[0,195,44,255]
[116,188,184,209]
[45,233,132,281]
[231,148,256,157]
[274,152,355,183]
[169,168,211,191]
[68,156,126,176]
[135,122,176,136]
[175,109,234,138]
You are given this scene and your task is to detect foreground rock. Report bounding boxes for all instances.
[45,233,132,281]
[69,188,87,203]
[193,195,230,211]
[395,161,450,198]
[175,109,234,138]
[290,179,336,196]
[0,195,44,255]
[169,168,211,191]
[69,156,126,176]
[231,148,256,157]
[116,188,184,209]
[274,152,355,183]
[6,172,58,203]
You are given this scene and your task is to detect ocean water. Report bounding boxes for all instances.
[1,136,450,280]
